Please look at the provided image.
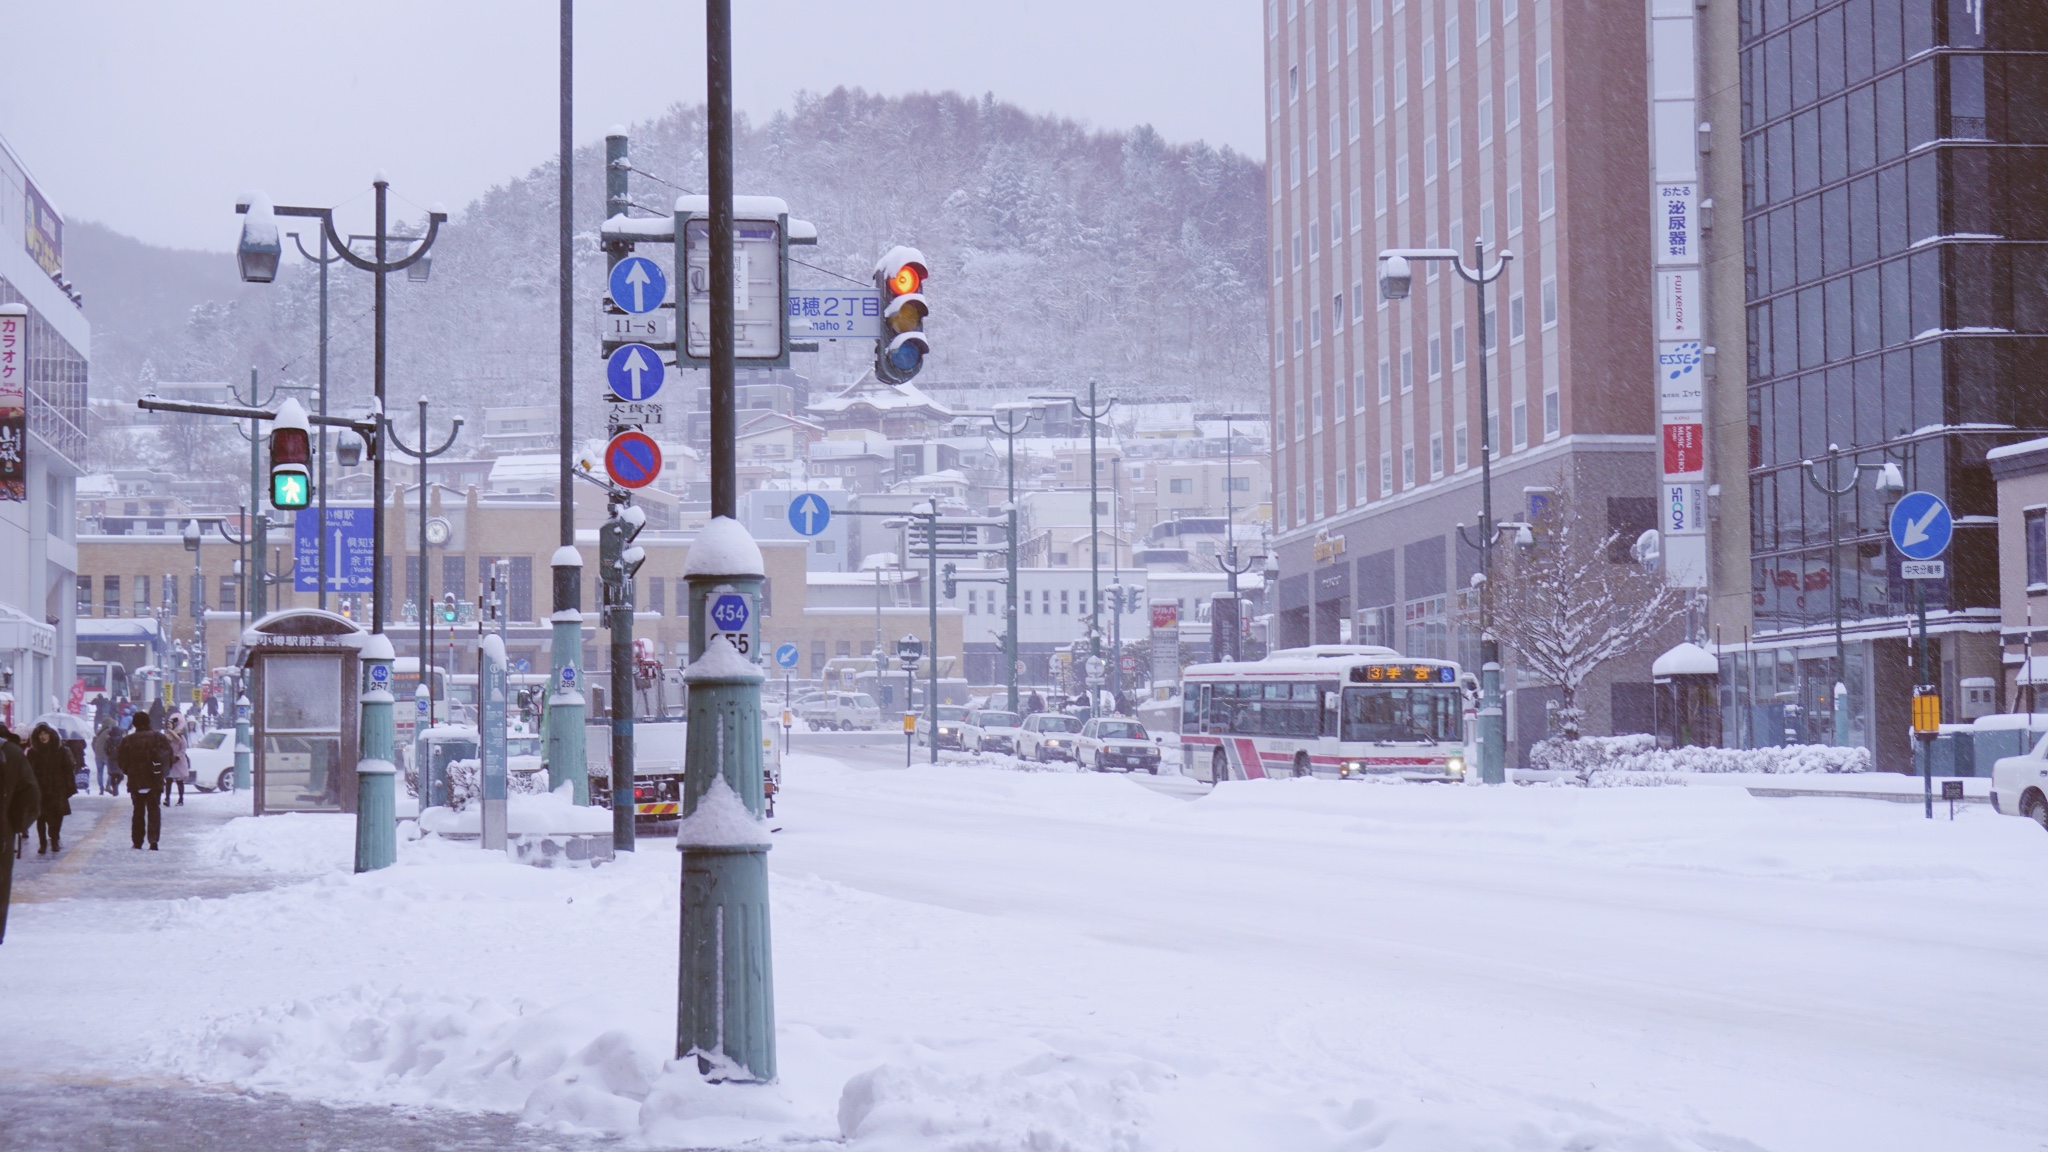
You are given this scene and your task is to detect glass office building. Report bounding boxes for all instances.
[1737,0,2048,760]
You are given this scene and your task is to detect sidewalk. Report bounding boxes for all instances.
[12,788,280,906]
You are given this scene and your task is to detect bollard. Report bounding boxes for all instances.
[234,694,254,793]
[1478,639,1506,784]
[546,545,588,803]
[356,633,398,872]
[678,517,775,1081]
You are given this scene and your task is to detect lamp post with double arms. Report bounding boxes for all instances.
[1379,239,1511,782]
[286,229,342,609]
[988,405,1032,714]
[1033,382,1116,663]
[388,399,464,733]
[1800,443,1905,746]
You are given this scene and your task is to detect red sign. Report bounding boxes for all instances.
[1662,422,1704,477]
[1150,602,1179,630]
[604,430,663,489]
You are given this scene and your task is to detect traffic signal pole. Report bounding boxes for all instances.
[604,128,638,854]
[548,0,588,810]
[677,0,775,1084]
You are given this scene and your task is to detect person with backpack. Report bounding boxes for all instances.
[0,724,39,943]
[116,712,172,851]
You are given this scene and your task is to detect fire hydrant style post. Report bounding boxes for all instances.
[678,516,776,1081]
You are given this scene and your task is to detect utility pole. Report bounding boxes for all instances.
[926,498,939,764]
[989,407,1030,715]
[676,0,775,1085]
[602,126,639,854]
[548,0,588,809]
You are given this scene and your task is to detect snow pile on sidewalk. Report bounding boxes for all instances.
[1532,733,1871,784]
[197,811,357,874]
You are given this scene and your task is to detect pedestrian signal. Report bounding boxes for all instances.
[269,398,312,511]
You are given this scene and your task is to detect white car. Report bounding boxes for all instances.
[184,729,239,793]
[1016,712,1084,763]
[800,691,882,731]
[961,709,1022,754]
[914,705,971,749]
[1075,717,1162,774]
[1991,733,2048,828]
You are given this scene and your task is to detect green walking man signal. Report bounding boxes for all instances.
[269,397,312,511]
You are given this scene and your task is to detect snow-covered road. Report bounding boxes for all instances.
[5,756,2045,1150]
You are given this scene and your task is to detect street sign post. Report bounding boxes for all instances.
[605,343,666,402]
[1891,491,1952,822]
[608,255,668,315]
[604,431,663,489]
[706,592,753,656]
[293,506,376,592]
[786,492,832,537]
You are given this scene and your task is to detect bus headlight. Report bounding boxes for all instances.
[1341,760,1361,778]
[1445,754,1466,777]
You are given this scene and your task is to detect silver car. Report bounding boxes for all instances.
[1017,712,1084,762]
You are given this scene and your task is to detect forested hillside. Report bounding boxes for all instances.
[77,88,1268,452]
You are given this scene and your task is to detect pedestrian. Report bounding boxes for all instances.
[91,720,113,794]
[1027,690,1046,714]
[163,713,192,807]
[0,724,39,944]
[117,711,172,851]
[27,724,76,855]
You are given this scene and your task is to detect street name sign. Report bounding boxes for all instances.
[787,288,881,340]
[787,492,832,536]
[608,256,668,315]
[599,304,674,349]
[606,399,666,433]
[606,343,666,402]
[1889,491,1953,561]
[1901,560,1946,581]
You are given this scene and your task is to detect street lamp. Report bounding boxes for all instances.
[183,519,205,714]
[1201,411,1263,661]
[897,634,923,767]
[1380,240,1512,783]
[1801,444,1906,746]
[988,405,1032,715]
[1031,383,1116,663]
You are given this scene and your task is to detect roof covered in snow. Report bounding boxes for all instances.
[1652,642,1721,678]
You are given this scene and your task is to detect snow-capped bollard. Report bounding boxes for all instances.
[1479,639,1506,785]
[678,516,774,1082]
[356,632,398,872]
[234,693,253,794]
[547,545,588,805]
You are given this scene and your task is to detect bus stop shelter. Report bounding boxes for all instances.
[240,609,363,815]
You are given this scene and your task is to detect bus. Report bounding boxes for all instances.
[1181,645,1469,783]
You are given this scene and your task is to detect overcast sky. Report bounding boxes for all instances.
[2,1,1264,252]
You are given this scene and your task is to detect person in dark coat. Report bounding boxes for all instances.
[0,725,40,944]
[27,724,76,854]
[116,712,172,851]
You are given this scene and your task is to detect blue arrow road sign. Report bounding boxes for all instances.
[787,492,832,536]
[1889,490,1953,561]
[292,506,376,592]
[606,343,665,401]
[608,256,667,315]
[775,643,800,668]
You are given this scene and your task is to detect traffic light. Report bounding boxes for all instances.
[942,562,957,600]
[269,398,311,511]
[874,245,930,385]
[600,503,648,611]
[440,593,458,624]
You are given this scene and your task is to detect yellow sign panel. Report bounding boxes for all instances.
[902,713,916,733]
[1911,691,1941,735]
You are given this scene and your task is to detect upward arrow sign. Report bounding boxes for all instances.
[800,495,820,533]
[624,261,651,312]
[624,347,651,397]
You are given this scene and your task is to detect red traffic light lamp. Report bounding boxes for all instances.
[874,245,930,385]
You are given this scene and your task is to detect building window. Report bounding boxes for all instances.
[1401,349,1414,393]
[1374,79,1386,123]
[1309,220,1320,255]
[1312,388,1325,431]
[1451,322,1467,366]
[1430,434,1444,477]
[1328,26,1339,69]
[1480,200,1495,243]
[103,576,120,617]
[1270,80,1280,122]
[1273,245,1283,280]
[1536,54,1552,107]
[1394,61,1407,107]
[1295,484,1308,526]
[1294,319,1305,355]
[1422,37,1436,85]
[1289,64,1299,101]
[1503,0,1517,21]
[1423,136,1437,182]
[1538,166,1555,217]
[1356,462,1369,503]
[2029,508,2048,587]
[76,576,92,617]
[1483,307,1498,350]
[1292,232,1303,268]
[1371,0,1383,30]
[1447,119,1461,168]
[1314,478,1326,519]
[219,575,238,614]
[1347,2,1359,49]
[1352,282,1365,321]
[1330,114,1341,157]
[1336,468,1348,508]
[1505,76,1521,129]
[1349,190,1362,232]
[1308,133,1319,175]
[1476,0,1490,40]
[1295,401,1306,439]
[1348,97,1361,141]
[1506,185,1522,234]
[133,575,150,617]
[1275,329,1285,365]
[1061,590,1071,615]
[1544,390,1561,437]
[1454,423,1469,469]
[1479,97,1493,144]
[1332,293,1345,335]
[1291,145,1301,187]
[1170,478,1193,494]
[1445,15,1459,65]
[1509,294,1526,340]
[1375,171,1387,215]
[1402,444,1416,486]
[1395,156,1409,202]
[1310,308,1323,346]
[1379,358,1393,401]
[1512,401,1528,448]
[1380,452,1394,496]
[1541,277,1558,327]
[1428,335,1442,378]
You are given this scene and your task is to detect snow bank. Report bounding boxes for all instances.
[420,785,613,836]
[198,812,356,874]
[1531,734,1872,783]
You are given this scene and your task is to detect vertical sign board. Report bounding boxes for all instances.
[24,179,62,276]
[0,305,25,501]
[1149,599,1181,688]
[479,637,509,850]
[1649,6,1706,587]
[682,214,786,365]
[293,506,377,592]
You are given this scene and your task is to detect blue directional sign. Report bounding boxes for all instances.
[608,256,667,315]
[606,343,665,401]
[787,492,832,536]
[369,663,390,686]
[709,593,751,632]
[774,643,800,668]
[292,506,376,592]
[1889,491,1953,561]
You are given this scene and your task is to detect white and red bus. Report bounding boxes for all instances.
[1182,645,1469,783]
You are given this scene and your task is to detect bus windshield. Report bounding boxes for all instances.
[1341,686,1461,743]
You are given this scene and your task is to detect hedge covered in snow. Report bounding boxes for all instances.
[1530,734,1871,785]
